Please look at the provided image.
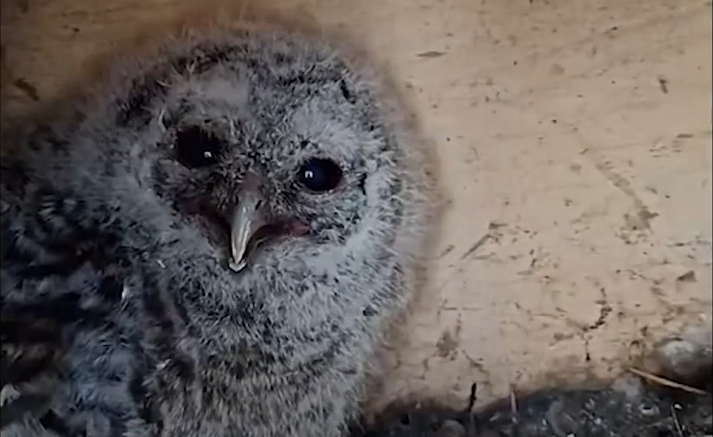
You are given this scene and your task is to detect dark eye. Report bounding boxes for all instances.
[174,126,223,169]
[298,158,343,192]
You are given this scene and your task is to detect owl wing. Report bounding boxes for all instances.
[0,154,119,435]
[1,153,57,430]
[0,246,143,437]
[0,181,71,434]
[1,302,66,431]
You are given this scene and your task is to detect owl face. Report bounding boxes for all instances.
[107,34,407,275]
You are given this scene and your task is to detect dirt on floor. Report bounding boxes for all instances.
[354,382,712,437]
[355,331,713,437]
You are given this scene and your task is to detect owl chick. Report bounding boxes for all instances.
[1,20,437,437]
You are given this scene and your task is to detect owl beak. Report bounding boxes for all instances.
[228,186,266,273]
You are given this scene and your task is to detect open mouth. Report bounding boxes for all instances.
[176,197,309,269]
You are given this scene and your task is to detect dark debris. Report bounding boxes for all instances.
[351,378,712,437]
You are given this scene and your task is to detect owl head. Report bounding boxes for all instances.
[82,27,434,285]
[20,25,439,372]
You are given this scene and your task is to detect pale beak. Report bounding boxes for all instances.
[228,187,266,273]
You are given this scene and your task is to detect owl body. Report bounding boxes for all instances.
[1,22,436,437]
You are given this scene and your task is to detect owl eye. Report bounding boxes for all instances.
[174,126,223,169]
[297,158,343,192]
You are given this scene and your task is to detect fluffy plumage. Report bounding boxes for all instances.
[0,21,437,437]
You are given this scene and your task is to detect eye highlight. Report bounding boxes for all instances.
[297,158,343,192]
[174,126,223,169]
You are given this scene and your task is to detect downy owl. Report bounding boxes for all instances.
[0,17,438,437]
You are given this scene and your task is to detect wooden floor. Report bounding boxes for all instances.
[2,0,711,412]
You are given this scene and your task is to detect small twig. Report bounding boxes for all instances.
[670,404,684,437]
[463,383,480,437]
[628,367,708,395]
[466,383,478,412]
[509,384,519,423]
[509,384,520,437]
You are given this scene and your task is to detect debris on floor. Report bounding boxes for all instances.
[354,332,713,437]
[353,377,712,437]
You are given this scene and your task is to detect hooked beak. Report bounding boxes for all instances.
[226,174,310,273]
[228,185,266,273]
